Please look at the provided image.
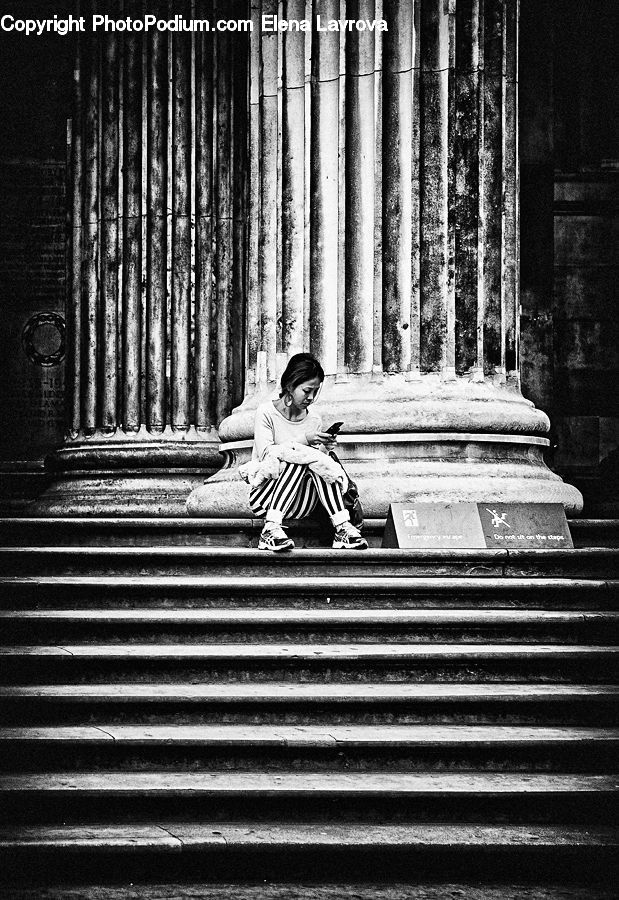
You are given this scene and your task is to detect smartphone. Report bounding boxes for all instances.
[325,421,344,435]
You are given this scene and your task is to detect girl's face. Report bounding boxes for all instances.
[289,376,322,410]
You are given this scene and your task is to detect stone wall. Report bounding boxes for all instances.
[0,3,72,509]
[552,175,619,506]
[520,0,619,511]
[0,161,66,460]
[552,0,619,509]
[0,1,72,468]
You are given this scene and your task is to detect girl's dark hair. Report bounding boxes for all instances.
[279,353,324,397]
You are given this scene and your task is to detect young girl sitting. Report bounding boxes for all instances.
[247,353,367,552]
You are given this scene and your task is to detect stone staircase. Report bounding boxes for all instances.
[0,518,617,894]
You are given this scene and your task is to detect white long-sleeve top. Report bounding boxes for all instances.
[251,401,322,462]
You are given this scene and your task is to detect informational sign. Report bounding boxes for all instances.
[382,502,573,549]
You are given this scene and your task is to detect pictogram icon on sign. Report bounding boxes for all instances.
[402,509,419,527]
[486,509,511,529]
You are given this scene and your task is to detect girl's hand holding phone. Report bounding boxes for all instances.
[306,429,337,448]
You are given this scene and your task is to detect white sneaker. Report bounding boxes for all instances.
[332,521,368,550]
[258,522,295,552]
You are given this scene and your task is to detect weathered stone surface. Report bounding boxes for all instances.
[345,29,375,374]
[382,66,413,373]
[33,474,208,518]
[31,428,222,516]
[219,374,552,438]
[453,67,480,375]
[282,8,306,359]
[310,61,339,374]
[4,884,618,900]
[146,9,169,431]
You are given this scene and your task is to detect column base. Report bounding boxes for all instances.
[186,376,584,518]
[187,433,584,518]
[29,428,223,517]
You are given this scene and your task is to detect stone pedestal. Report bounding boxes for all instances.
[188,0,582,518]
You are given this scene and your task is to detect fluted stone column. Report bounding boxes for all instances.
[188,0,582,517]
[34,0,248,515]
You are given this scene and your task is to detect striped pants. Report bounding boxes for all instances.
[249,462,349,527]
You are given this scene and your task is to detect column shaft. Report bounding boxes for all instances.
[68,31,83,436]
[382,0,412,373]
[146,13,168,430]
[410,0,422,373]
[454,0,481,375]
[230,34,247,403]
[246,2,262,377]
[259,1,279,383]
[345,0,375,374]
[310,0,340,375]
[82,24,99,431]
[215,31,233,424]
[121,19,143,430]
[503,0,519,375]
[372,7,384,372]
[171,25,192,428]
[481,0,505,373]
[420,0,454,374]
[282,0,306,359]
[195,17,214,428]
[101,32,120,430]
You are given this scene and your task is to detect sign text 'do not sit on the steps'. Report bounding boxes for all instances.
[381,503,573,549]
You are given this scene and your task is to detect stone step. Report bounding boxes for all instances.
[2,607,615,646]
[5,608,616,624]
[1,537,615,890]
[2,642,615,684]
[0,820,616,853]
[1,682,615,727]
[2,820,616,849]
[1,516,617,548]
[4,723,615,746]
[1,724,615,773]
[1,530,616,891]
[1,823,617,887]
[2,883,618,900]
[25,769,612,795]
[1,546,617,578]
[3,681,616,703]
[569,519,619,549]
[1,575,617,610]
[2,517,382,549]
[3,642,615,660]
[2,771,617,826]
